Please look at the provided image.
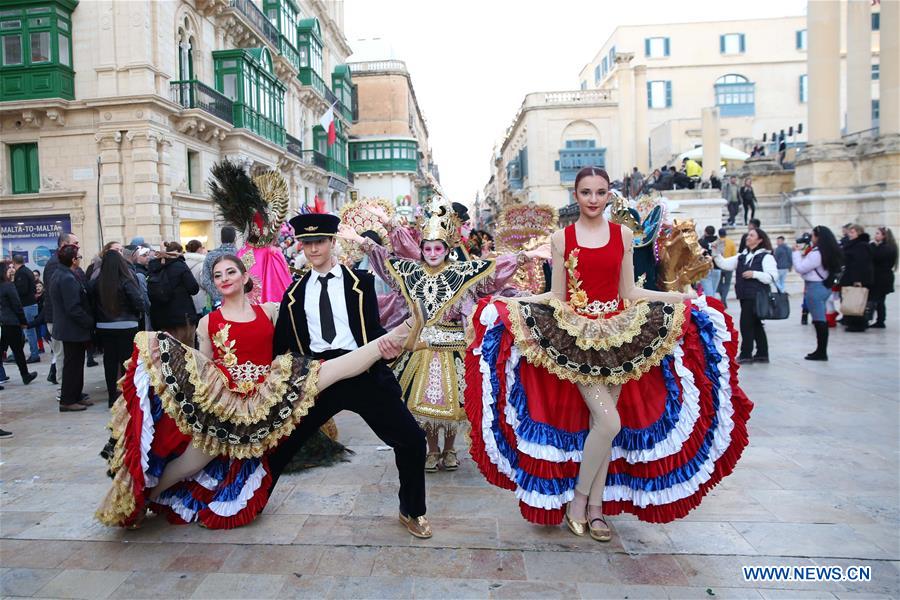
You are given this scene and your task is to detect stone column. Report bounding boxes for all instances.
[127,130,163,246]
[701,107,721,182]
[880,0,899,135]
[95,131,124,246]
[615,54,636,179]
[846,0,872,134]
[633,65,649,173]
[807,0,841,143]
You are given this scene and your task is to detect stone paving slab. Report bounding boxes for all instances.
[1,296,898,598]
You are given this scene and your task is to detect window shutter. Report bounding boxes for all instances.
[719,35,725,53]
[796,30,802,50]
[739,34,746,53]
[664,37,670,56]
[799,75,803,102]
[644,38,650,57]
[554,160,559,173]
[665,81,672,108]
[647,81,652,108]
[10,146,28,194]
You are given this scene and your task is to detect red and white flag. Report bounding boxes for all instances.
[319,103,336,146]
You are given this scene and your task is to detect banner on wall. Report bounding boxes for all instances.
[0,214,71,272]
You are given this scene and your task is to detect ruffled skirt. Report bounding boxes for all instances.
[464,295,752,525]
[96,332,320,529]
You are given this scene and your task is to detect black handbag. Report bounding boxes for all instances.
[755,281,790,320]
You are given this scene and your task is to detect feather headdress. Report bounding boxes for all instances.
[209,159,289,248]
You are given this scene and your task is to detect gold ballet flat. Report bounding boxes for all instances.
[399,513,433,539]
[589,517,612,542]
[564,512,588,537]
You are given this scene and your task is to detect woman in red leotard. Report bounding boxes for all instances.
[97,254,410,529]
[465,167,753,542]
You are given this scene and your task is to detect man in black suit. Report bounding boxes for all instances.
[269,213,431,538]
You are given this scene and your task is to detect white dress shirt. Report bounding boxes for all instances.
[304,263,359,353]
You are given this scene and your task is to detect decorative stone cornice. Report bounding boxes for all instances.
[195,0,229,18]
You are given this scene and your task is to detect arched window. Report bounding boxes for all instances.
[176,16,197,81]
[714,73,755,117]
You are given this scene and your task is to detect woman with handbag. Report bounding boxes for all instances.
[714,228,779,363]
[793,226,843,361]
[869,227,897,328]
[840,225,874,333]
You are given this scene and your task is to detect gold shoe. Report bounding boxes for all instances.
[440,449,459,471]
[588,517,612,542]
[564,511,587,537]
[399,513,433,539]
[424,452,440,473]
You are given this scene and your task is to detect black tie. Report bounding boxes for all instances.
[318,273,336,344]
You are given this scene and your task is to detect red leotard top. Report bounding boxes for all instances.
[207,304,275,390]
[564,222,624,312]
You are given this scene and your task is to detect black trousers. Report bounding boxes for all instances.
[97,328,138,407]
[742,200,756,224]
[869,292,887,325]
[0,324,29,379]
[267,362,427,518]
[739,299,768,358]
[60,341,86,406]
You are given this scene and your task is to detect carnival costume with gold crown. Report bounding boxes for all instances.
[208,160,293,304]
[357,191,523,447]
[495,202,558,294]
[465,204,753,525]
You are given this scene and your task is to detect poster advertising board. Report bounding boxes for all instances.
[0,215,72,274]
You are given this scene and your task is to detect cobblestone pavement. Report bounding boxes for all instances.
[1,296,898,599]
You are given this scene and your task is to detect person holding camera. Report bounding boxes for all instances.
[792,227,843,361]
[713,228,778,363]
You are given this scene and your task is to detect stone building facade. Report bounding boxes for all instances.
[347,60,437,213]
[0,0,356,259]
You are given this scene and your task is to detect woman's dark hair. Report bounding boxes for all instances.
[165,241,184,254]
[574,167,611,191]
[211,254,253,293]
[185,239,203,253]
[58,244,79,267]
[0,260,11,284]
[98,250,136,317]
[750,228,773,252]
[813,225,844,276]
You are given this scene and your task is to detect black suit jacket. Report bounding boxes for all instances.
[273,265,387,356]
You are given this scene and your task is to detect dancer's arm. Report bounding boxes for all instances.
[619,227,695,303]
[317,321,409,390]
[196,315,213,359]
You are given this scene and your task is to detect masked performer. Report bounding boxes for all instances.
[96,254,410,529]
[341,193,548,473]
[465,167,753,542]
[209,160,293,304]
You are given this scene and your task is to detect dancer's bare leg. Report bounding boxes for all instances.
[148,445,215,501]
[586,385,622,524]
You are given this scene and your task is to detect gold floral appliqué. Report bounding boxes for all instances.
[212,323,238,367]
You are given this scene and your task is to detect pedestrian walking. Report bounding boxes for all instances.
[723,176,740,226]
[0,261,38,386]
[43,232,80,391]
[628,167,644,198]
[10,255,39,363]
[740,177,757,225]
[716,228,736,308]
[147,242,200,347]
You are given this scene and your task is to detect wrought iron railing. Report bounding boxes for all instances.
[229,0,280,48]
[169,80,234,124]
[285,133,303,160]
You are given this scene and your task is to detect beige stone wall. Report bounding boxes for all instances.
[0,0,355,256]
[351,75,411,137]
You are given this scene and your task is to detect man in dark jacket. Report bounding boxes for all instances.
[11,255,39,363]
[44,232,79,387]
[49,245,94,411]
[269,213,430,539]
[147,249,200,346]
[1,263,37,385]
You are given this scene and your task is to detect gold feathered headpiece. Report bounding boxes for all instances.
[420,173,461,246]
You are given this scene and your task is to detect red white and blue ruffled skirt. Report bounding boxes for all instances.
[464,295,753,525]
[96,332,320,529]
